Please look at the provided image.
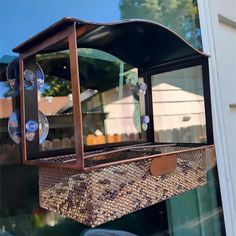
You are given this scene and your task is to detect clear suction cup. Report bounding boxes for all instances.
[24,69,35,91]
[38,111,49,144]
[35,63,45,91]
[141,115,150,131]
[139,82,147,95]
[6,59,45,93]
[8,110,49,144]
[7,110,21,144]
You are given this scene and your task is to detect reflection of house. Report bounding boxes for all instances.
[152,66,206,143]
[0,98,13,118]
[38,95,71,115]
[94,84,139,135]
[0,95,71,118]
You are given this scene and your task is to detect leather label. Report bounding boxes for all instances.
[150,154,177,176]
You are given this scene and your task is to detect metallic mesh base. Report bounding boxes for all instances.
[39,146,207,227]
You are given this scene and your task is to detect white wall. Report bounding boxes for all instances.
[217,0,236,22]
[198,0,236,235]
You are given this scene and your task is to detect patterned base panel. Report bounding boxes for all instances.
[39,147,207,227]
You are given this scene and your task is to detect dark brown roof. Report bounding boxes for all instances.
[13,17,208,70]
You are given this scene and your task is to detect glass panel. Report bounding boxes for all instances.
[78,49,147,147]
[36,50,75,154]
[21,47,75,159]
[151,65,207,143]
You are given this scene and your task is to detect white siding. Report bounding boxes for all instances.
[198,0,236,234]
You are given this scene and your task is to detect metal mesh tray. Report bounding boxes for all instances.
[39,144,212,227]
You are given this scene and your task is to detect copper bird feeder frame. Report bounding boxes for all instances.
[12,18,215,226]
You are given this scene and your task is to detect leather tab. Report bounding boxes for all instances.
[150,154,177,176]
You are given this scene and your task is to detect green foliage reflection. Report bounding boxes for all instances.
[119,0,202,49]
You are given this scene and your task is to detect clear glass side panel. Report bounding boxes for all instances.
[151,65,207,143]
[78,49,147,147]
[23,47,75,159]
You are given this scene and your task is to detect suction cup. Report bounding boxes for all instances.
[35,63,45,91]
[7,110,21,144]
[8,110,49,144]
[6,59,45,94]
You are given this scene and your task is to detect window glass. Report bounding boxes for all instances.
[0,80,21,165]
[120,0,202,50]
[151,66,207,143]
[0,1,225,236]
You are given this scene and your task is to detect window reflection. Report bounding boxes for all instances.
[0,80,20,165]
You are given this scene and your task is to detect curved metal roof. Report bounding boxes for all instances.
[13,17,208,70]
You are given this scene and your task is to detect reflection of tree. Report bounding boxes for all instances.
[2,81,14,97]
[119,0,202,49]
[39,49,129,97]
[37,53,72,97]
[42,75,72,97]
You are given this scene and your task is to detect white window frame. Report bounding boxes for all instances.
[198,0,236,235]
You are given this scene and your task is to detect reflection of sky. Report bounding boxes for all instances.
[0,0,120,57]
[0,0,120,97]
[0,82,10,98]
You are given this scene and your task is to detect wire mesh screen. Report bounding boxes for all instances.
[39,145,208,227]
[35,144,200,168]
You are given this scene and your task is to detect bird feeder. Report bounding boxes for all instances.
[10,17,215,227]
